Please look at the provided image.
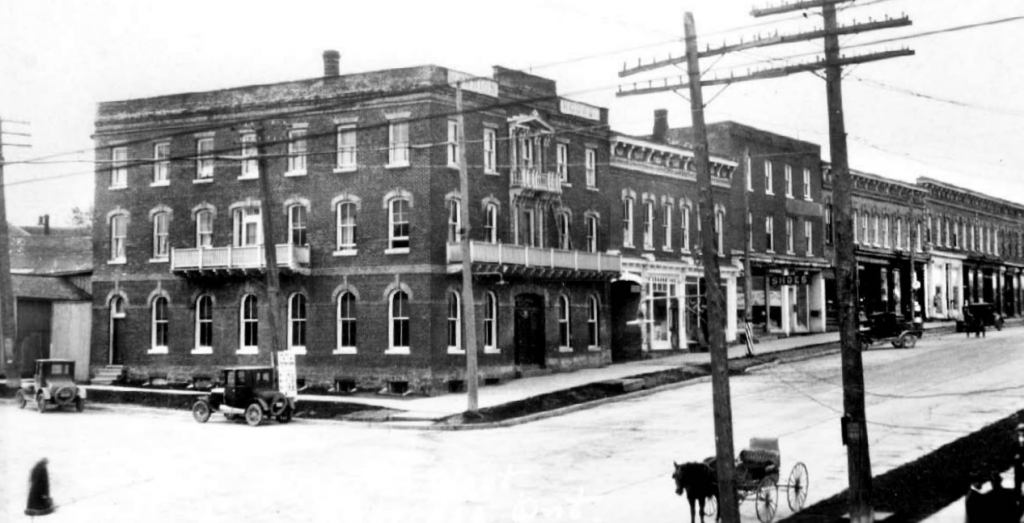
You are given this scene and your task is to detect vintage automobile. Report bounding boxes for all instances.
[858,311,923,350]
[191,366,294,427]
[15,359,86,413]
[956,302,1004,333]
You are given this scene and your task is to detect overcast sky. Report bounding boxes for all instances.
[2,0,1021,227]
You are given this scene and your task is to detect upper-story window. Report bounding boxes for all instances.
[111,146,128,188]
[288,204,307,246]
[805,220,813,256]
[622,197,635,248]
[746,162,753,192]
[483,128,497,174]
[784,164,793,198]
[153,143,170,185]
[765,215,775,252]
[110,213,128,262]
[196,210,213,248]
[916,222,922,252]
[585,214,598,253]
[336,202,357,252]
[786,217,795,254]
[447,120,460,168]
[663,204,673,250]
[643,200,654,250]
[521,136,535,169]
[484,203,498,244]
[196,138,214,179]
[556,143,568,183]
[803,168,811,200]
[681,205,691,251]
[287,129,307,175]
[896,217,903,250]
[883,217,891,248]
[336,125,357,171]
[288,293,307,354]
[557,212,571,250]
[585,149,596,188]
[152,211,169,260]
[764,160,774,194]
[825,203,834,245]
[232,206,262,247]
[447,199,461,243]
[388,122,410,167]
[389,198,411,250]
[860,213,869,245]
[240,133,258,179]
[715,210,724,253]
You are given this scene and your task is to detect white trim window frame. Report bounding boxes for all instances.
[883,217,890,249]
[288,293,307,355]
[336,201,357,254]
[196,210,213,248]
[447,291,463,354]
[152,212,170,261]
[388,198,411,252]
[335,292,357,354]
[335,125,357,172]
[587,296,599,350]
[233,207,263,247]
[196,138,214,180]
[447,120,460,168]
[153,143,170,186]
[239,294,259,354]
[483,291,498,354]
[764,160,774,195]
[805,220,813,256]
[110,214,127,263]
[388,121,410,167]
[111,146,128,188]
[681,206,691,252]
[622,197,634,248]
[286,129,307,176]
[193,295,213,354]
[643,200,654,250]
[448,199,461,243]
[288,204,308,246]
[149,297,169,354]
[802,168,811,200]
[785,164,793,198]
[240,133,259,179]
[715,210,724,253]
[585,214,598,253]
[765,215,775,252]
[387,290,411,354]
[663,204,673,251]
[558,295,571,352]
[585,148,596,188]
[556,143,568,184]
[484,203,498,244]
[557,212,571,250]
[786,217,795,254]
[483,128,497,174]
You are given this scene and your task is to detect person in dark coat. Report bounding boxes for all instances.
[25,458,55,516]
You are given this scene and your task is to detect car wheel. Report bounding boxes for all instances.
[899,334,917,349]
[245,403,263,427]
[276,407,292,424]
[15,390,26,409]
[36,393,46,413]
[192,400,212,423]
[75,397,85,412]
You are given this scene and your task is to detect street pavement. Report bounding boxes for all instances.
[2,325,1021,523]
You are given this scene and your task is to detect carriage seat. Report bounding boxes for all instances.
[739,437,780,473]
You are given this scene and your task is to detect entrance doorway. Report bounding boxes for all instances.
[109,296,126,365]
[514,294,545,368]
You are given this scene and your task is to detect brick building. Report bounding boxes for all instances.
[90,54,620,393]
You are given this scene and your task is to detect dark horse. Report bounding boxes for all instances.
[672,460,720,523]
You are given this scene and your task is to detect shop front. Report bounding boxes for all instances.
[745,262,826,335]
[924,252,964,320]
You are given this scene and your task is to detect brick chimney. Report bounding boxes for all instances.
[652,109,668,143]
[39,214,50,235]
[323,50,340,77]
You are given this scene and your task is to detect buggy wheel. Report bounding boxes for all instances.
[192,400,211,423]
[702,494,718,518]
[75,397,85,413]
[15,390,26,409]
[756,476,779,523]
[899,334,916,349]
[245,403,263,427]
[787,462,809,512]
[36,393,46,413]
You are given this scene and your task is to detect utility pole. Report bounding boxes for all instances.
[256,127,284,367]
[0,117,30,383]
[743,149,754,354]
[456,83,480,415]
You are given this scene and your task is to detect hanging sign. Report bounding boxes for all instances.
[277,351,298,399]
[769,273,810,287]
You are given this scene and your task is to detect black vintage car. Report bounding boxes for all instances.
[15,359,86,413]
[191,367,294,427]
[956,302,1004,333]
[858,312,923,350]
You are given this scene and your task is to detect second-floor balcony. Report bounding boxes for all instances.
[447,241,620,279]
[170,244,310,276]
[511,168,562,196]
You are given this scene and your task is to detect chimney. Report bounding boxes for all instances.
[322,50,340,77]
[652,109,668,143]
[39,214,50,235]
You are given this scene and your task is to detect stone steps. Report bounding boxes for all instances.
[91,365,124,385]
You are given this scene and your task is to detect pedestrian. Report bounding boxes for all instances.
[25,457,55,516]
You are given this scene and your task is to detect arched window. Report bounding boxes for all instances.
[336,201,357,252]
[643,200,655,249]
[196,210,213,248]
[558,295,571,349]
[110,214,128,261]
[587,296,599,348]
[151,297,169,352]
[288,294,307,353]
[447,291,461,353]
[153,212,169,259]
[194,295,213,353]
[337,292,357,353]
[882,216,890,248]
[662,203,673,250]
[484,203,499,244]
[622,197,635,247]
[483,292,497,352]
[240,294,259,353]
[585,214,598,253]
[557,212,571,250]
[288,204,308,246]
[447,199,461,243]
[389,291,410,352]
[715,210,725,253]
[681,206,691,251]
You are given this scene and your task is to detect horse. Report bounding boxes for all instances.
[672,460,720,523]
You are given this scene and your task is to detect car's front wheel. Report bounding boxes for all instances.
[245,403,263,427]
[15,390,26,409]
[276,406,293,424]
[36,393,46,413]
[192,400,212,423]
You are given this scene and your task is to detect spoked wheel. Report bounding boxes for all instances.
[755,476,779,523]
[787,462,809,512]
[245,403,263,427]
[36,393,46,413]
[899,334,917,349]
[192,400,211,423]
[702,494,718,518]
[15,390,26,409]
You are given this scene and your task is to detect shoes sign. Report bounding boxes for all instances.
[769,273,810,287]
[277,352,298,399]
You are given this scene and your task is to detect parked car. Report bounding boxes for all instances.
[956,302,1004,333]
[15,359,86,413]
[858,311,923,350]
[191,367,294,427]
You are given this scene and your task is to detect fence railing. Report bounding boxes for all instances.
[171,244,310,271]
[447,241,620,273]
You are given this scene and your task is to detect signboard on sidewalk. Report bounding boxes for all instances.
[277,351,297,399]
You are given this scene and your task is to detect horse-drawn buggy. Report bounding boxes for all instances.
[674,437,809,523]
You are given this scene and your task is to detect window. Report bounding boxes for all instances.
[388,122,410,167]
[196,138,214,179]
[196,210,213,248]
[804,220,813,255]
[746,163,753,192]
[195,295,213,353]
[447,199,461,243]
[786,217,795,253]
[557,212,571,250]
[389,291,410,353]
[337,292,357,353]
[240,133,258,178]
[784,164,793,198]
[521,207,538,247]
[483,128,497,174]
[447,120,460,168]
[286,129,307,175]
[622,198,635,247]
[663,204,673,250]
[715,210,724,253]
[860,213,869,245]
[288,205,307,246]
[336,202,357,251]
[240,295,258,353]
[111,146,128,188]
[288,294,307,353]
[447,291,462,352]
[883,217,890,248]
[585,214,598,253]
[110,214,127,261]
[151,297,169,353]
[586,296,599,348]
[153,143,170,185]
[336,125,356,171]
[764,160,773,194]
[681,206,691,251]
[233,206,262,247]
[873,215,880,246]
[483,292,497,352]
[484,203,498,244]
[916,222,922,252]
[389,199,410,250]
[556,143,568,183]
[152,212,169,260]
[803,168,811,200]
[765,215,775,252]
[558,295,571,349]
[825,204,834,245]
[747,212,753,249]
[896,217,903,250]
[643,200,654,249]
[585,149,596,187]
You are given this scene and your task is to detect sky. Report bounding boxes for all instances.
[2,0,1022,227]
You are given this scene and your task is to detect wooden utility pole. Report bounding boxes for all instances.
[456,84,480,414]
[743,149,754,345]
[0,118,16,381]
[685,13,741,522]
[256,128,284,365]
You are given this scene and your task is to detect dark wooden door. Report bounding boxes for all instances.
[514,294,545,368]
